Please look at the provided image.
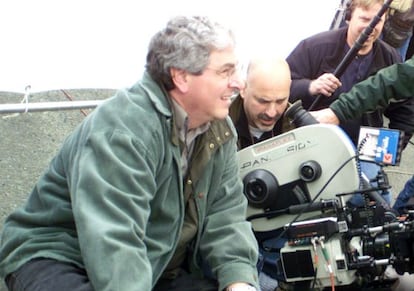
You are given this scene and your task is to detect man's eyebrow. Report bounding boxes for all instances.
[254,95,289,103]
[221,63,236,69]
[255,96,271,101]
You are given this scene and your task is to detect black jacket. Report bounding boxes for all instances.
[286,27,414,146]
[229,95,295,149]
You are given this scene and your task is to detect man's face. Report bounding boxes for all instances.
[241,78,290,132]
[347,3,386,54]
[185,47,244,126]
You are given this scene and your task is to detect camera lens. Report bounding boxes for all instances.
[285,100,319,127]
[243,169,279,209]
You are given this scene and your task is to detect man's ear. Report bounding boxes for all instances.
[170,67,189,93]
[239,85,247,99]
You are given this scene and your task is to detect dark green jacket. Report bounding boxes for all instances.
[331,56,414,123]
[287,26,414,146]
[0,72,259,290]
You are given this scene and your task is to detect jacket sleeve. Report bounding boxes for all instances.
[286,39,319,105]
[330,57,414,123]
[197,136,259,291]
[70,130,155,291]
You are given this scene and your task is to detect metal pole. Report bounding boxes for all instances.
[0,100,104,114]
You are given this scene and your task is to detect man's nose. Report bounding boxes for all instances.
[265,103,279,117]
[228,71,245,91]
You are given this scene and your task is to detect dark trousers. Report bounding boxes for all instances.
[5,258,218,291]
[5,258,93,291]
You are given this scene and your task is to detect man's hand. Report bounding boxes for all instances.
[309,73,342,96]
[226,282,257,291]
[310,108,340,125]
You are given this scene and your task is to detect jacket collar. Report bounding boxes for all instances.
[229,95,294,149]
[133,71,234,148]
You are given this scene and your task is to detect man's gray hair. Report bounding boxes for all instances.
[146,16,236,90]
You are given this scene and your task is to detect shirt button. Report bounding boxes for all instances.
[209,143,215,149]
[187,179,192,185]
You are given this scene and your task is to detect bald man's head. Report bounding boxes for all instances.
[246,57,291,88]
[240,57,291,132]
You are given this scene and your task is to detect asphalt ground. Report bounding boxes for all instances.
[0,90,413,290]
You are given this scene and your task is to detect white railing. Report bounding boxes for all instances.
[0,100,104,114]
[1,88,107,114]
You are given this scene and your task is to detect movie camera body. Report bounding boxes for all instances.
[237,122,413,289]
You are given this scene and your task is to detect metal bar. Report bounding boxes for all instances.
[0,100,104,114]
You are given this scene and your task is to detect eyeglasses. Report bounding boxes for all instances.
[204,63,243,80]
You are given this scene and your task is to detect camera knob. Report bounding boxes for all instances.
[299,160,321,182]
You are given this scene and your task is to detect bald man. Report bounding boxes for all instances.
[229,57,295,290]
[229,57,294,149]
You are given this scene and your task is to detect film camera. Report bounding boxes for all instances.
[237,103,413,289]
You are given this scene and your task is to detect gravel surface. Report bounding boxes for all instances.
[1,89,116,224]
[0,89,413,290]
[0,89,115,290]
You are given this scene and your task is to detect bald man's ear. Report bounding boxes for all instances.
[170,68,189,93]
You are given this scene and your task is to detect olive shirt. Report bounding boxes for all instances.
[0,72,259,291]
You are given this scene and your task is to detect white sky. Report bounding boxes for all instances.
[0,0,340,93]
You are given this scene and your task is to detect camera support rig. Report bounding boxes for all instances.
[237,122,412,289]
